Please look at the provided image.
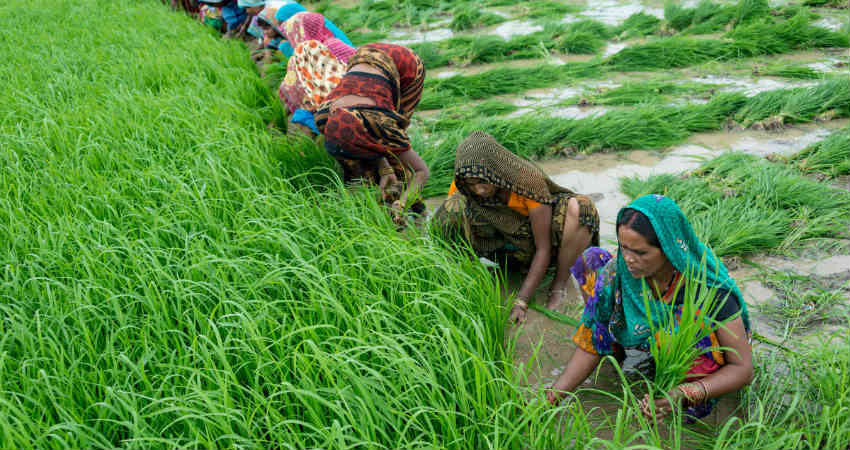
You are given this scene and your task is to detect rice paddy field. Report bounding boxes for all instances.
[1,0,849,448]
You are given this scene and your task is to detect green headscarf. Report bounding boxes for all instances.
[609,194,750,348]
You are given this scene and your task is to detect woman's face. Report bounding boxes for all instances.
[464,177,498,198]
[617,226,668,279]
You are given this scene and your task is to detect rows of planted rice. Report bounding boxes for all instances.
[3,0,849,448]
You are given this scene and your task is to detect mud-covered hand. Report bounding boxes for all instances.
[508,299,528,325]
[379,172,398,202]
[640,388,685,420]
[545,387,565,406]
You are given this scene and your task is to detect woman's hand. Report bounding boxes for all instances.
[545,387,565,406]
[640,388,685,420]
[379,172,398,201]
[508,299,528,324]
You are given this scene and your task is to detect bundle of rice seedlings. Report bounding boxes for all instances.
[642,259,731,396]
[761,65,822,79]
[419,62,601,109]
[665,2,696,31]
[621,152,850,256]
[786,127,850,177]
[728,10,850,49]
[520,0,582,18]
[685,5,737,34]
[450,4,506,31]
[347,30,389,47]
[607,38,728,70]
[733,0,770,26]
[734,78,850,127]
[614,12,663,39]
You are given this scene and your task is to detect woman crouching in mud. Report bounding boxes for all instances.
[433,131,600,321]
[547,195,753,422]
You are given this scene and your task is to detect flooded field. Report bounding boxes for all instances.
[2,0,847,448]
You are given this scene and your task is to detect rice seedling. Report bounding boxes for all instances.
[582,80,719,106]
[733,77,849,127]
[609,10,848,70]
[685,5,738,34]
[803,0,849,7]
[785,127,850,177]
[760,64,822,79]
[0,1,614,447]
[756,269,850,333]
[733,0,770,26]
[410,20,611,70]
[621,153,850,256]
[641,261,730,396]
[449,4,506,31]
[614,12,663,39]
[347,30,389,46]
[666,2,697,32]
[418,62,602,110]
[517,0,583,19]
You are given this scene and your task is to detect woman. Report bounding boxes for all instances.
[313,43,429,219]
[278,12,356,137]
[546,194,753,422]
[198,0,248,37]
[434,131,599,317]
[272,2,353,57]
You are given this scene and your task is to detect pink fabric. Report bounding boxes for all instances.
[281,12,355,63]
[684,354,721,381]
[325,38,355,63]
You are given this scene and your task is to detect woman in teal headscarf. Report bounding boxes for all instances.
[546,194,753,422]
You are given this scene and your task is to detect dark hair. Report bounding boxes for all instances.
[616,208,660,248]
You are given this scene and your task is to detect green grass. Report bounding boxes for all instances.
[0,1,610,447]
[620,153,850,256]
[785,127,850,177]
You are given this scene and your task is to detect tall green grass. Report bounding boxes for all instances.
[0,1,603,447]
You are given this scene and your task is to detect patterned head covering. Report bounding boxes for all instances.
[454,131,572,206]
[282,12,355,62]
[606,195,751,348]
[257,6,278,26]
[237,0,264,6]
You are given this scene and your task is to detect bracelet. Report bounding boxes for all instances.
[695,379,709,400]
[379,167,395,176]
[514,298,529,311]
[676,382,706,403]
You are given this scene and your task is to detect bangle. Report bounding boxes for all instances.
[695,379,709,399]
[514,298,529,311]
[379,167,394,176]
[676,382,706,403]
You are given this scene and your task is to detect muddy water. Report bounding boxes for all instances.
[566,0,664,26]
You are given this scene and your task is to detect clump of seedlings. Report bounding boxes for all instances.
[621,152,850,256]
[410,20,612,70]
[733,78,849,128]
[759,64,822,79]
[609,10,848,70]
[614,12,663,39]
[785,127,850,177]
[758,269,850,333]
[419,62,602,110]
[449,4,506,31]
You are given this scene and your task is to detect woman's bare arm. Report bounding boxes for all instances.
[546,346,602,404]
[395,149,429,208]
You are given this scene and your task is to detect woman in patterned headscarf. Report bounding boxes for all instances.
[546,195,752,423]
[312,43,429,219]
[277,12,356,139]
[433,131,599,320]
